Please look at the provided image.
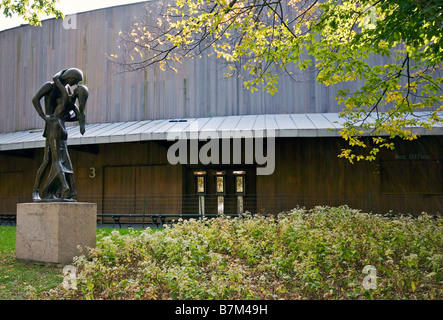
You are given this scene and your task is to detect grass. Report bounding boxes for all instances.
[0,226,147,300]
[0,226,61,300]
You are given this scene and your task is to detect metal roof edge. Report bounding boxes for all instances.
[1,112,443,152]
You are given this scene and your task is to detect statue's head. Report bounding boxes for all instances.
[60,68,83,86]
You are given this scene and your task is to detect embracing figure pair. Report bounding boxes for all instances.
[31,68,89,202]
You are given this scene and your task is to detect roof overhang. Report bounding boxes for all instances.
[1,112,442,152]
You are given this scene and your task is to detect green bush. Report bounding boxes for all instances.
[45,206,443,300]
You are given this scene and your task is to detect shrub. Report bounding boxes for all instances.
[44,206,443,300]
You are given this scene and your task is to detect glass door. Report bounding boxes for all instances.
[187,168,255,216]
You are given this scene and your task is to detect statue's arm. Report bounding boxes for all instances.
[77,85,88,114]
[73,86,88,135]
[32,82,54,122]
[64,90,81,122]
[65,106,81,122]
[66,105,86,134]
[53,72,69,106]
[64,105,85,135]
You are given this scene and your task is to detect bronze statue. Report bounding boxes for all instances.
[32,68,89,202]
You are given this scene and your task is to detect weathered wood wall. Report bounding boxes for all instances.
[1,137,441,215]
[0,140,182,215]
[256,137,443,215]
[0,1,397,134]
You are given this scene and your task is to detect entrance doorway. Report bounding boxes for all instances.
[184,167,256,216]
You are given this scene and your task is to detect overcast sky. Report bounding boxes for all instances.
[0,0,146,31]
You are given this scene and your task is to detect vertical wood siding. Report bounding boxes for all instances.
[0,2,397,134]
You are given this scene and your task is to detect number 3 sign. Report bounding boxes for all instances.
[89,167,96,179]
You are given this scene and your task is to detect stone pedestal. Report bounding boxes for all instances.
[16,202,97,266]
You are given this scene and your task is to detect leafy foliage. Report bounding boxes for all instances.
[45,206,443,300]
[1,0,63,26]
[314,0,443,162]
[111,0,443,162]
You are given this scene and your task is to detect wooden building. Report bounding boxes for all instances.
[0,2,442,220]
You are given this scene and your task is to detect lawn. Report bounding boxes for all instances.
[0,226,141,300]
[0,226,61,299]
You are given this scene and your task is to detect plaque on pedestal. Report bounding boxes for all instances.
[16,202,97,266]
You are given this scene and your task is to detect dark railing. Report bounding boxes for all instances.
[1,194,442,227]
[78,194,443,216]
